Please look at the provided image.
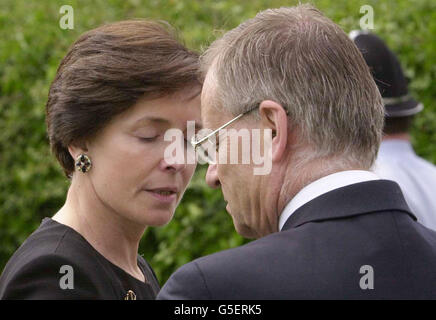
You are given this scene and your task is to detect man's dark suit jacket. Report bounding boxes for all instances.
[158,180,436,299]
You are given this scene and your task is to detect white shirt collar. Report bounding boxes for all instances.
[278,170,380,231]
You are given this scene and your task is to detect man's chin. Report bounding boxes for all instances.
[233,221,257,239]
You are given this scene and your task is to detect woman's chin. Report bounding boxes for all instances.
[135,209,175,227]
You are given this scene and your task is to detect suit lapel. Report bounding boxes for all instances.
[282,180,416,231]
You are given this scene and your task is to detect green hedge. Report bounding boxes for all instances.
[1,0,435,285]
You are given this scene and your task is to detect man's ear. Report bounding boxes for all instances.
[258,100,288,163]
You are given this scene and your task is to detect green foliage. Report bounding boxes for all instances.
[0,0,435,284]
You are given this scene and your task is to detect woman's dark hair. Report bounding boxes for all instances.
[46,20,201,178]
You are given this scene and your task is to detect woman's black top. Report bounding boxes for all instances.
[0,218,160,299]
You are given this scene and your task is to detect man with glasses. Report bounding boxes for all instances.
[158,4,436,299]
[191,106,259,165]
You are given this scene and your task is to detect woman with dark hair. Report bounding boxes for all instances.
[0,20,201,299]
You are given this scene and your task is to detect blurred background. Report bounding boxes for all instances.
[0,0,435,285]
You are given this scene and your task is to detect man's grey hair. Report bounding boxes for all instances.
[200,4,384,169]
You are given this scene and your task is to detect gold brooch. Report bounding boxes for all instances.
[124,290,136,300]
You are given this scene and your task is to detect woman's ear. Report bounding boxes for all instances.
[68,141,89,161]
[258,100,288,163]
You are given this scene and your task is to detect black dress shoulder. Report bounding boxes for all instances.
[0,218,160,299]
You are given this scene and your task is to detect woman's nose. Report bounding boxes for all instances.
[159,156,187,173]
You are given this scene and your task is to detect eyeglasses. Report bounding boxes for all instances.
[190,105,260,164]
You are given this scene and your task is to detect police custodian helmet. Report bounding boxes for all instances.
[349,30,423,118]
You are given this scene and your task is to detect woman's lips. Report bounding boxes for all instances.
[145,189,177,204]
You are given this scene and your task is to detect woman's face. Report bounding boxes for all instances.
[84,89,201,227]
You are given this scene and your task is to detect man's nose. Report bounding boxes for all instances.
[205,163,220,188]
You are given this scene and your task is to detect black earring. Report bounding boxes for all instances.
[75,154,92,173]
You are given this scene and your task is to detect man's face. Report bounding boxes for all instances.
[201,70,275,238]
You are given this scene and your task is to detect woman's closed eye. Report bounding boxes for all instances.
[139,135,159,142]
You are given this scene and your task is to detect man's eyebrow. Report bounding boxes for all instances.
[182,122,202,134]
[194,122,203,130]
